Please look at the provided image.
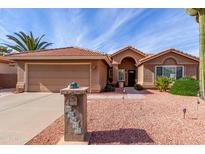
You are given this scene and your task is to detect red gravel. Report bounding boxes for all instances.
[88,90,205,144]
[27,90,205,145]
[25,115,64,145]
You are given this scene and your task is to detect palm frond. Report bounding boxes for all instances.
[6,34,28,51]
[3,44,25,52]
[4,31,53,52]
[40,43,53,49]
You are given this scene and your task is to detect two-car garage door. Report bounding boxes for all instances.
[27,64,90,92]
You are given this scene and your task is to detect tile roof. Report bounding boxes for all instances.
[110,45,147,57]
[8,46,106,57]
[138,48,199,65]
[0,56,15,63]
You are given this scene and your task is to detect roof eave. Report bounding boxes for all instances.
[7,55,112,67]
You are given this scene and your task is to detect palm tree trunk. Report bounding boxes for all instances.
[199,9,205,99]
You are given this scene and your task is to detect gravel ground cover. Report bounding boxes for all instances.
[25,116,64,145]
[27,90,205,145]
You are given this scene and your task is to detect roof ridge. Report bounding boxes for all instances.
[6,46,105,56]
[111,45,147,57]
[168,48,199,60]
[6,46,72,56]
[70,46,106,55]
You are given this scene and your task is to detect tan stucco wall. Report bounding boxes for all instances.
[98,60,108,91]
[15,59,109,93]
[112,49,145,64]
[139,52,199,88]
[112,63,118,85]
[137,65,143,85]
[144,52,198,65]
[111,49,145,84]
[0,63,17,88]
[0,63,17,74]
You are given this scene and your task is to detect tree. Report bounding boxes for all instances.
[3,31,53,52]
[186,8,205,99]
[0,45,11,54]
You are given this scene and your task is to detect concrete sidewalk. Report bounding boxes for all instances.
[0,93,63,145]
[0,88,15,98]
[88,87,145,100]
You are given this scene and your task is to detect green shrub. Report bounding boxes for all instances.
[155,76,172,92]
[134,83,143,90]
[170,77,199,96]
[104,83,115,92]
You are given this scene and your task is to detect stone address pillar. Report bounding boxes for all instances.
[60,86,88,142]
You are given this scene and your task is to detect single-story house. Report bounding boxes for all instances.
[0,56,17,89]
[7,46,199,93]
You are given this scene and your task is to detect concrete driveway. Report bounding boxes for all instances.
[0,93,63,145]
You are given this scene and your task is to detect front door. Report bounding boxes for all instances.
[128,70,136,86]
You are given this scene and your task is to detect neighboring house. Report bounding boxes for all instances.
[0,56,17,89]
[7,46,199,93]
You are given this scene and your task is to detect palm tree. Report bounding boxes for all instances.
[186,8,205,99]
[3,31,53,52]
[0,45,11,54]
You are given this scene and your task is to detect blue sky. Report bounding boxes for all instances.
[0,8,199,55]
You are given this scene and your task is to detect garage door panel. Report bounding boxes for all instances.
[28,85,67,92]
[28,71,90,78]
[29,79,90,85]
[28,64,90,92]
[29,65,89,71]
[29,84,90,92]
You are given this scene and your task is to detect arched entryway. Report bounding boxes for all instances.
[118,57,137,86]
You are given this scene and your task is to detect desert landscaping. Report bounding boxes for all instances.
[26,89,205,145]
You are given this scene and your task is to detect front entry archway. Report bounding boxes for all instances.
[118,57,137,86]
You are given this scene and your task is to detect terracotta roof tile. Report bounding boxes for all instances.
[8,46,106,57]
[111,45,147,57]
[0,56,15,63]
[138,48,199,65]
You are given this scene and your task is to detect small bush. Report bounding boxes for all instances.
[104,83,115,92]
[134,83,143,90]
[170,77,199,96]
[155,76,172,92]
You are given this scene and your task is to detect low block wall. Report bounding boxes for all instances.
[0,74,17,89]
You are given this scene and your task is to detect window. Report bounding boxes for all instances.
[156,66,183,79]
[118,69,125,81]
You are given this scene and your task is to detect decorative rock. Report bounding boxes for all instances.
[70,116,78,122]
[74,127,82,135]
[69,110,75,117]
[69,81,79,89]
[65,106,72,113]
[72,120,80,129]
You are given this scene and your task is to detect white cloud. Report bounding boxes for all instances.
[0,8,199,56]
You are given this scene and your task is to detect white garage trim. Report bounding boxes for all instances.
[24,63,92,92]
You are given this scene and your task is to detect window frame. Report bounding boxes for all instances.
[155,65,184,79]
[118,69,125,81]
